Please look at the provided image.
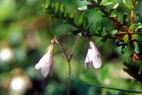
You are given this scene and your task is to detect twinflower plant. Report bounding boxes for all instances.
[35,0,142,95]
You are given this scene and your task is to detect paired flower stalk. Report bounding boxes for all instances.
[35,37,102,77]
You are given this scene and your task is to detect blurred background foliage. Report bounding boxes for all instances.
[0,0,142,95]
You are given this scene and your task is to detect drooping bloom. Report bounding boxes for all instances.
[35,40,56,77]
[85,39,102,69]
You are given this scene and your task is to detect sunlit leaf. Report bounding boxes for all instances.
[70,11,75,20]
[129,23,139,30]
[123,34,129,43]
[132,34,142,41]
[60,4,66,13]
[100,1,113,6]
[123,0,133,9]
[112,3,119,9]
[109,13,116,17]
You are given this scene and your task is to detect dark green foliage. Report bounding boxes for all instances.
[124,61,142,82]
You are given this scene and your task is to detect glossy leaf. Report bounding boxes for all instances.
[133,41,140,54]
[135,25,142,31]
[100,1,113,6]
[129,23,139,30]
[78,5,95,10]
[112,3,119,9]
[110,30,118,35]
[132,34,142,41]
[109,13,116,17]
[78,6,88,10]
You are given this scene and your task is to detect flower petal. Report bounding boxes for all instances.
[35,52,50,70]
[85,39,102,69]
[41,59,53,77]
[85,46,92,69]
[92,54,102,69]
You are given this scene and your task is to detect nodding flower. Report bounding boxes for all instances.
[35,39,56,77]
[85,38,102,69]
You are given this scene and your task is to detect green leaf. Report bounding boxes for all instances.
[110,30,118,35]
[83,16,88,28]
[109,13,116,17]
[129,23,139,30]
[54,3,60,13]
[123,0,133,9]
[133,41,140,54]
[132,34,142,41]
[70,11,75,20]
[112,3,119,9]
[123,34,129,43]
[78,6,87,10]
[51,3,55,10]
[100,1,113,6]
[79,13,85,26]
[135,25,142,31]
[60,4,66,13]
[64,11,68,18]
[78,5,95,10]
[45,0,50,8]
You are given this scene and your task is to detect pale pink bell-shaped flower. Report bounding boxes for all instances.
[35,40,55,77]
[85,39,102,69]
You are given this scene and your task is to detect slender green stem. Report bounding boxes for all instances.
[68,61,71,95]
[55,38,69,62]
[69,35,80,62]
[55,37,71,95]
[70,79,142,94]
[55,35,80,95]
